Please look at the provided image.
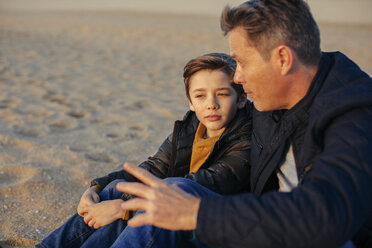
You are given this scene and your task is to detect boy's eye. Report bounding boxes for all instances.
[195,94,205,98]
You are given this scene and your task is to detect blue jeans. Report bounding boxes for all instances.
[36,178,215,248]
[110,177,218,248]
[37,177,355,248]
[104,178,356,248]
[36,179,128,248]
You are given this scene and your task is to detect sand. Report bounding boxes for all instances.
[0,10,371,247]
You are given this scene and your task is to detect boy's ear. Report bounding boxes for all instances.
[237,95,247,109]
[189,101,195,111]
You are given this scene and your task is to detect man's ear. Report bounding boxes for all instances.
[189,101,195,111]
[237,95,247,109]
[273,45,293,76]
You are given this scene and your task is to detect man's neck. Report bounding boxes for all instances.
[285,64,318,110]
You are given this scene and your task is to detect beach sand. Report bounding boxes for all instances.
[0,10,371,247]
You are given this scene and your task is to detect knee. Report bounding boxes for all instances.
[102,179,125,192]
[163,177,197,192]
[99,179,126,200]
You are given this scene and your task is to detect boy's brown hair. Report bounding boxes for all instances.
[183,53,245,102]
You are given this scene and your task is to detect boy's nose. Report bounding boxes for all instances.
[207,97,219,110]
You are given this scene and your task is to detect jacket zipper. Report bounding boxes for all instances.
[252,130,263,155]
[252,135,291,193]
[298,163,313,184]
[201,128,251,169]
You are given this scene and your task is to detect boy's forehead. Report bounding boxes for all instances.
[190,69,232,81]
[189,70,231,84]
[190,87,233,92]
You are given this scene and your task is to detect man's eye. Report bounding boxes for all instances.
[195,95,204,98]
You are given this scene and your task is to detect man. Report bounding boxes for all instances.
[116,0,372,247]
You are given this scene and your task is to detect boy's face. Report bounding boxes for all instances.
[188,69,246,138]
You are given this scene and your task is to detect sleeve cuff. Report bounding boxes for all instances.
[196,195,226,246]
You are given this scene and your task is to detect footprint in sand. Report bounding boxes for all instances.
[0,97,21,109]
[106,133,120,138]
[126,100,149,110]
[67,110,89,119]
[43,92,67,105]
[49,121,71,130]
[13,124,49,138]
[14,104,52,118]
[48,117,78,132]
[85,151,113,163]
[125,132,140,139]
[4,137,35,152]
[90,118,106,124]
[0,165,37,187]
[0,238,38,247]
[130,125,145,131]
[0,135,35,153]
[24,78,41,85]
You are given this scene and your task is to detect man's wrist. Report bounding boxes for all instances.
[189,197,201,230]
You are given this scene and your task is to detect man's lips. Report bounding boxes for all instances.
[205,115,221,121]
[245,90,254,98]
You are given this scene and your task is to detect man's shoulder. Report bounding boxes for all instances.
[314,52,372,101]
[312,52,372,117]
[323,51,371,88]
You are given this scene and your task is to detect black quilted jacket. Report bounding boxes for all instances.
[91,103,252,197]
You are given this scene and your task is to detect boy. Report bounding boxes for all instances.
[37,53,251,248]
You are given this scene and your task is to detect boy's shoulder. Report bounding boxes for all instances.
[174,110,199,135]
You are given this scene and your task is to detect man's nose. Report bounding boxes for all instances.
[234,70,244,85]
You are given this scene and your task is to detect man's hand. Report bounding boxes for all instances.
[81,199,125,229]
[77,187,100,216]
[116,163,201,230]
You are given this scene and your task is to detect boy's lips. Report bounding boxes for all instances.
[205,115,221,121]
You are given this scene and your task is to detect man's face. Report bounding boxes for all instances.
[229,27,287,111]
[188,69,245,138]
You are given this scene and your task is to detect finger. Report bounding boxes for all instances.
[84,214,92,225]
[86,195,97,205]
[127,212,152,227]
[93,223,101,229]
[77,206,85,215]
[88,219,95,228]
[92,193,100,203]
[123,162,164,187]
[116,182,154,199]
[77,209,84,217]
[79,206,88,216]
[121,198,148,212]
[77,206,82,215]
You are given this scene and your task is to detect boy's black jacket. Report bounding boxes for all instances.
[91,103,252,198]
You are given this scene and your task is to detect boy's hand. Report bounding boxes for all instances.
[82,199,125,229]
[77,187,100,216]
[117,163,200,230]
